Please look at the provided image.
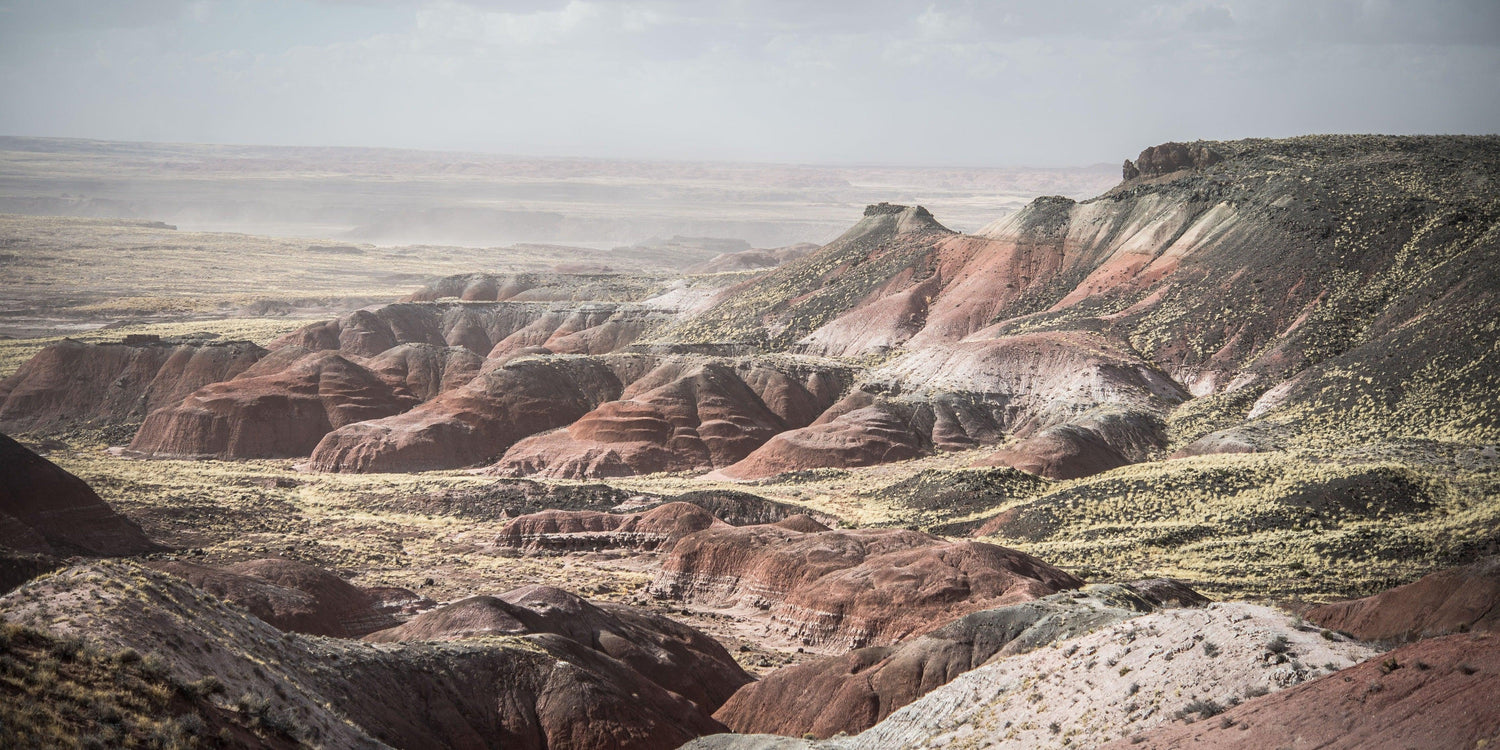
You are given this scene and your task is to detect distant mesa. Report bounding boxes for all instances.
[0,432,155,558]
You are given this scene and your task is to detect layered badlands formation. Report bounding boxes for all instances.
[715,580,1210,738]
[2,562,730,749]
[649,520,1083,650]
[0,335,265,432]
[365,584,754,714]
[149,557,421,638]
[10,136,1493,484]
[0,432,153,557]
[688,603,1381,750]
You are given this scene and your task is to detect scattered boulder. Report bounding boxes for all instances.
[649,522,1082,649]
[365,584,754,714]
[1305,557,1500,642]
[0,432,154,556]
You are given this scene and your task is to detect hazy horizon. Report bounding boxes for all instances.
[2,0,1498,168]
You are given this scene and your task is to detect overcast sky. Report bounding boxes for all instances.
[1,0,1497,166]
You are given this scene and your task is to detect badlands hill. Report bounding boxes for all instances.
[23,134,1480,484]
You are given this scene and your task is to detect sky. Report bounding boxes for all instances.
[0,0,1497,166]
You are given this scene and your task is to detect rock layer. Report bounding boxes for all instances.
[714,581,1208,738]
[365,584,753,714]
[649,522,1082,649]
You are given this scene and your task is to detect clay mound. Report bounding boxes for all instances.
[129,349,419,459]
[977,407,1166,480]
[649,522,1082,649]
[1306,557,1500,642]
[715,581,1207,739]
[496,359,839,478]
[275,301,591,357]
[497,502,724,551]
[0,432,154,556]
[366,583,753,713]
[838,602,1376,750]
[1105,632,1500,750]
[308,356,625,472]
[719,391,925,480]
[151,558,403,637]
[361,343,482,400]
[0,336,266,433]
[3,561,726,749]
[404,272,666,303]
[688,243,819,274]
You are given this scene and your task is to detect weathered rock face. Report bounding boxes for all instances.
[976,406,1166,480]
[150,558,416,638]
[497,502,725,551]
[3,562,728,750]
[721,333,1184,480]
[1121,141,1224,181]
[0,337,265,433]
[495,358,847,478]
[1105,632,1500,750]
[362,343,483,400]
[1305,557,1500,642]
[308,356,626,472]
[714,581,1209,739]
[129,349,419,459]
[0,432,154,556]
[648,522,1082,649]
[365,584,754,714]
[833,602,1376,750]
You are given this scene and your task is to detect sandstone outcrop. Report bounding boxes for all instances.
[0,336,265,433]
[4,561,727,749]
[1105,632,1500,750]
[1306,556,1500,642]
[366,584,753,714]
[150,558,414,638]
[0,432,154,556]
[715,580,1208,738]
[649,522,1081,649]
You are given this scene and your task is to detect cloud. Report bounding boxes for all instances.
[0,0,1495,165]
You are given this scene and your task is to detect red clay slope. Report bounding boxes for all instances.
[1105,632,1500,750]
[495,358,845,478]
[365,584,753,715]
[0,336,265,433]
[0,432,154,556]
[1306,557,1500,642]
[151,558,409,638]
[649,521,1081,650]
